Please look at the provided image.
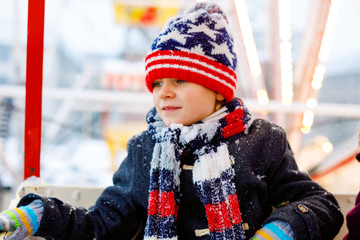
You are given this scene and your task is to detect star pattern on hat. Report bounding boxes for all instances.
[176,44,209,58]
[214,19,227,30]
[187,22,219,41]
[210,41,236,67]
[150,3,237,71]
[156,28,190,47]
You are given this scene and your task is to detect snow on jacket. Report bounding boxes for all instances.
[18,119,344,240]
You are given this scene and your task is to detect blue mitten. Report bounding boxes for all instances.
[0,199,43,240]
[251,220,295,240]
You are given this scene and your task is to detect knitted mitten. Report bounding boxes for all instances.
[251,221,295,240]
[0,199,43,240]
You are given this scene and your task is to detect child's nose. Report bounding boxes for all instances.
[159,82,175,98]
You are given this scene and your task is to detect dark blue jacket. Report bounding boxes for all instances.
[19,119,344,239]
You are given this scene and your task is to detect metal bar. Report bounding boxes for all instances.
[287,0,332,153]
[24,0,46,179]
[231,0,266,99]
[1,85,360,118]
[309,133,360,177]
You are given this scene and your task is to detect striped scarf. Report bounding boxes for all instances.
[144,99,251,240]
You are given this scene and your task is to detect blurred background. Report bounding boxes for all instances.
[0,0,359,210]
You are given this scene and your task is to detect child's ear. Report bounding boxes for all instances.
[216,93,225,101]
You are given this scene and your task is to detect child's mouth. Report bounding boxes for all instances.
[162,106,181,112]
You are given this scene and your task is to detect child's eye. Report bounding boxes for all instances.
[152,81,162,88]
[176,79,187,84]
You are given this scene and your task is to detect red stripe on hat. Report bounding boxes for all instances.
[147,56,236,89]
[147,66,235,102]
[146,50,237,79]
[146,50,237,85]
[145,50,237,102]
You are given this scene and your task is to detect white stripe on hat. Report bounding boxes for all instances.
[146,63,236,92]
[146,54,237,86]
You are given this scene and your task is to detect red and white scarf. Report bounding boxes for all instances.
[145,99,252,240]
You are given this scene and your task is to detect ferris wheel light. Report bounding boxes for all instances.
[234,0,262,78]
[319,0,342,62]
[311,65,326,90]
[306,98,318,108]
[279,0,294,104]
[257,89,269,105]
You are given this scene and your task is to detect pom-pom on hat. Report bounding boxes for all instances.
[145,2,237,102]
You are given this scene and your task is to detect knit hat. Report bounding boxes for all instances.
[145,2,237,102]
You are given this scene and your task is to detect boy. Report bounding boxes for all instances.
[0,2,343,240]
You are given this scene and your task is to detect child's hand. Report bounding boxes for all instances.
[251,221,294,240]
[0,200,43,240]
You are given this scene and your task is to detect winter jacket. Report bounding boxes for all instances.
[18,119,344,240]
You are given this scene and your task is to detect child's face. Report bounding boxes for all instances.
[152,78,224,126]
